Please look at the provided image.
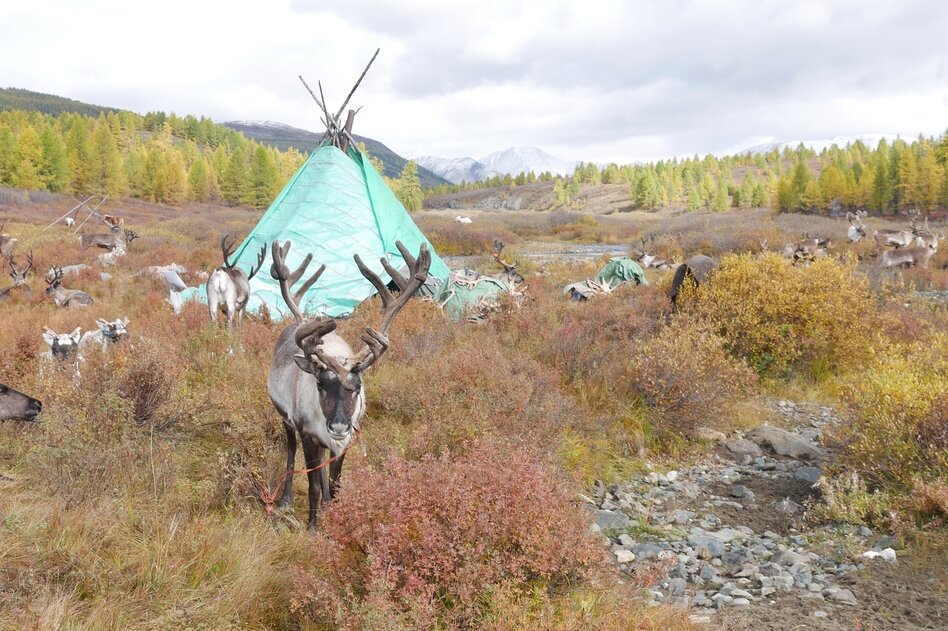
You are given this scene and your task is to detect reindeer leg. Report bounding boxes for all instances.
[301,436,322,529]
[328,451,346,501]
[278,423,297,509]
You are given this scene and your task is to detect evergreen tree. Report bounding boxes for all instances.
[247,145,279,208]
[38,126,69,192]
[0,126,15,185]
[13,126,43,189]
[90,121,124,196]
[188,157,211,202]
[65,119,94,193]
[711,178,729,211]
[221,150,247,205]
[396,160,423,211]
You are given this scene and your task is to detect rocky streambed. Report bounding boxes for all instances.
[588,402,905,626]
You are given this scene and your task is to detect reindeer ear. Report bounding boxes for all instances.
[70,327,82,342]
[293,354,320,374]
[42,328,55,346]
[121,317,129,326]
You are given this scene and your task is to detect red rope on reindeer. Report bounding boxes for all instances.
[259,428,361,515]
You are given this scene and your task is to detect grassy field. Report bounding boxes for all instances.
[0,191,946,629]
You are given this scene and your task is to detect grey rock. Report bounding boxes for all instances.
[700,565,718,580]
[732,597,751,606]
[747,425,822,460]
[671,509,696,525]
[667,577,688,594]
[633,543,669,560]
[731,485,755,500]
[618,534,636,547]
[856,526,873,537]
[813,610,829,618]
[772,498,803,515]
[825,587,858,605]
[595,509,630,531]
[725,438,763,459]
[696,427,727,443]
[615,549,636,564]
[795,466,822,483]
[771,549,809,566]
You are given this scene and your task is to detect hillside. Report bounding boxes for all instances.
[223,120,450,188]
[0,87,120,117]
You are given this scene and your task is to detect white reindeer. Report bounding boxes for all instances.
[206,235,267,335]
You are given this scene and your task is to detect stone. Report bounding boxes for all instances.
[671,509,696,525]
[689,615,712,625]
[666,470,679,482]
[700,565,718,580]
[615,549,636,564]
[696,427,726,443]
[667,577,688,594]
[813,610,829,619]
[747,426,822,460]
[725,438,763,459]
[825,587,858,605]
[771,549,809,566]
[633,543,668,560]
[795,466,822,484]
[731,485,755,499]
[731,589,753,599]
[732,597,751,606]
[772,498,803,515]
[856,526,873,537]
[618,534,636,547]
[595,509,630,531]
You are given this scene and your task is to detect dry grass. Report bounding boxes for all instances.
[0,189,944,628]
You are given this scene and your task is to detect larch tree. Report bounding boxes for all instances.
[38,126,69,192]
[396,160,423,211]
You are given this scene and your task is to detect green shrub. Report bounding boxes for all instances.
[684,252,878,379]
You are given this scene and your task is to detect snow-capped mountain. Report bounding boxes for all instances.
[412,147,578,184]
[478,147,578,178]
[412,156,500,185]
[741,134,892,155]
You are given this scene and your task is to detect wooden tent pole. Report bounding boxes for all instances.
[42,195,94,232]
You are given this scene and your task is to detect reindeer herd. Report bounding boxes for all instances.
[0,206,944,527]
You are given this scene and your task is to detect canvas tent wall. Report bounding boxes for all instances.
[182,144,449,318]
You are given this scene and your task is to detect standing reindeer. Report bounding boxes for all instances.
[872,210,920,251]
[45,267,94,308]
[0,252,33,301]
[881,245,936,270]
[268,239,431,527]
[206,235,267,334]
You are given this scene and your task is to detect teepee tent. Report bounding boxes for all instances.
[182,51,449,318]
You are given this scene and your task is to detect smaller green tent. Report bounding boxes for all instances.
[435,272,510,321]
[596,257,647,287]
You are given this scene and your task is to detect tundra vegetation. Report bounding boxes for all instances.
[0,173,946,628]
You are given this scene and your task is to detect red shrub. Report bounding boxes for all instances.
[291,443,607,629]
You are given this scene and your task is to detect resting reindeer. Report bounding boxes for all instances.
[634,235,671,269]
[207,235,267,334]
[45,267,93,308]
[268,239,431,528]
[0,382,42,422]
[80,228,139,253]
[0,252,33,301]
[79,317,129,351]
[491,239,524,285]
[846,211,868,243]
[0,223,17,258]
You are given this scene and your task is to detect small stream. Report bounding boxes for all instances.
[442,241,631,269]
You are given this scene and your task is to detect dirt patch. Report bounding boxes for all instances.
[708,475,820,535]
[717,550,948,630]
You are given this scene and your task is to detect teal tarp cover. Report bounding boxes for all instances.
[596,257,647,287]
[435,274,510,320]
[182,145,450,318]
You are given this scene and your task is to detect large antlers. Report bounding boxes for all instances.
[220,235,237,268]
[7,251,32,279]
[270,240,325,323]
[350,241,431,372]
[246,243,267,280]
[491,239,519,274]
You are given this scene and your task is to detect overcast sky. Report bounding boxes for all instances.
[1,0,946,163]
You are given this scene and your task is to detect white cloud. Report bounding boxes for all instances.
[1,0,946,163]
